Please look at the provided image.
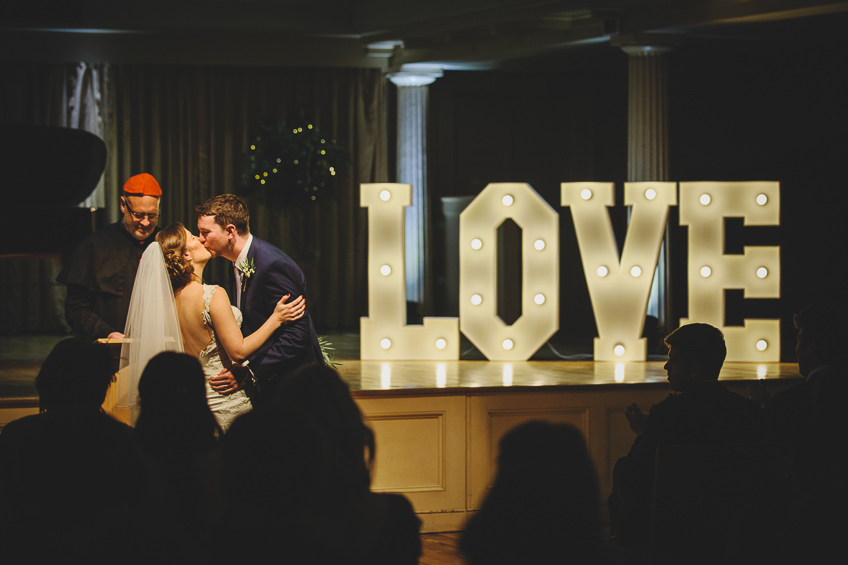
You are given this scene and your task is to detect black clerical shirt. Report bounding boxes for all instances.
[56,221,159,340]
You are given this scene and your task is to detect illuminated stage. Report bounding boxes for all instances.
[339,358,800,532]
[337,359,798,391]
[0,333,802,533]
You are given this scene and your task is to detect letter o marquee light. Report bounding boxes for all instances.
[460,183,559,360]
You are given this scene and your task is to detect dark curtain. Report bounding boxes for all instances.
[3,64,388,331]
[1,63,111,333]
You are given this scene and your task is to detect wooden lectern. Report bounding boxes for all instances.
[97,338,131,425]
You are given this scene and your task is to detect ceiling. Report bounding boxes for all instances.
[3,0,848,69]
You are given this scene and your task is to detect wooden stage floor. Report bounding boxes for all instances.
[337,359,801,395]
[1,331,803,401]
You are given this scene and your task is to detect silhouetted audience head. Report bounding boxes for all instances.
[461,420,603,565]
[794,302,848,377]
[664,323,726,385]
[224,364,422,565]
[35,337,114,413]
[224,403,329,504]
[220,384,332,564]
[134,351,221,453]
[274,363,375,491]
[2,339,143,564]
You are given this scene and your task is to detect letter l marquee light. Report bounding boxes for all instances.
[360,183,459,360]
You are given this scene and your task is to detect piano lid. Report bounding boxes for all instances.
[1,123,107,207]
[1,123,108,256]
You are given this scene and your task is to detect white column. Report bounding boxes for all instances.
[388,68,442,308]
[620,43,674,330]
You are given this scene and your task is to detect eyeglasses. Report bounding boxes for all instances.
[122,197,160,222]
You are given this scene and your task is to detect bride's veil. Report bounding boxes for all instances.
[119,242,183,424]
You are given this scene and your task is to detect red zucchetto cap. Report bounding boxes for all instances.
[123,173,162,197]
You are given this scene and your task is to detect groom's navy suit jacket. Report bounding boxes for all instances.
[232,237,323,400]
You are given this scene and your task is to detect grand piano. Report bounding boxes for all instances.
[1,123,107,333]
[2,123,107,255]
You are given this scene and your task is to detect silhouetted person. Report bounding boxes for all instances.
[0,337,143,563]
[221,363,421,565]
[133,351,224,563]
[751,304,848,562]
[461,420,604,565]
[609,323,761,551]
[758,303,848,445]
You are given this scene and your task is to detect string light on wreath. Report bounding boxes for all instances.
[242,118,349,206]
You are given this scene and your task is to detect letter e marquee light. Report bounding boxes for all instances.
[679,181,780,361]
[459,183,559,360]
[360,183,459,360]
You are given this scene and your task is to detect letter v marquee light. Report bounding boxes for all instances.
[562,182,676,361]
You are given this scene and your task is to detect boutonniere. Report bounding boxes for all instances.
[238,258,255,292]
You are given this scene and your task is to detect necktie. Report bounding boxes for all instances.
[234,265,243,309]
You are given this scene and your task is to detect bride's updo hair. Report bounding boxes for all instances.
[156,223,194,291]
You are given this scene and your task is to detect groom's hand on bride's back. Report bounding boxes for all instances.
[210,367,241,394]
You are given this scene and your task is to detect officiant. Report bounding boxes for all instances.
[57,173,163,341]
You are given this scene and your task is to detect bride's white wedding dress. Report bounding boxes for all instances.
[199,284,252,432]
[119,244,254,430]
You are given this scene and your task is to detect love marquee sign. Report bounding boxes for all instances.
[361,181,779,362]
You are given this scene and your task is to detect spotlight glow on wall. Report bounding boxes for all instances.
[360,183,459,360]
[562,182,676,361]
[460,183,559,360]
[679,182,780,361]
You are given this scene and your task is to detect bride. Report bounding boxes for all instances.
[120,223,304,431]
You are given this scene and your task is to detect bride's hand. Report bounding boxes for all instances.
[274,293,306,324]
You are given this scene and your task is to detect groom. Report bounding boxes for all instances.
[196,194,323,405]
